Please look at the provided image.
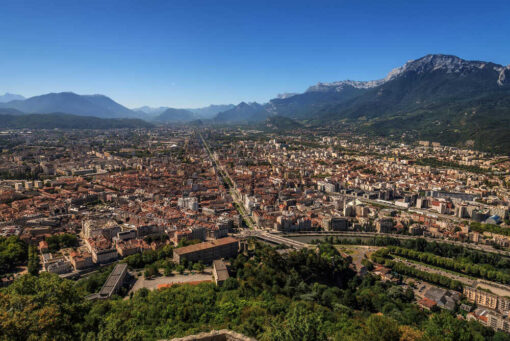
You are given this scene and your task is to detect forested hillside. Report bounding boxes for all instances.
[1,241,507,340]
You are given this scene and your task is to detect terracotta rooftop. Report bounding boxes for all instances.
[418,297,437,309]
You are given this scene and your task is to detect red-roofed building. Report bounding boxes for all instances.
[418,297,437,310]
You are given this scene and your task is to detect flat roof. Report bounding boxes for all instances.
[99,263,128,297]
[213,260,229,282]
[213,259,228,271]
[174,237,238,255]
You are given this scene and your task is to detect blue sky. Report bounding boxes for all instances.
[1,0,509,108]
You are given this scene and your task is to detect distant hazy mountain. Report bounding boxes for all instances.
[0,108,25,116]
[153,108,197,122]
[0,93,25,103]
[133,106,169,116]
[136,104,235,120]
[0,113,153,129]
[0,92,136,118]
[214,102,272,122]
[83,94,136,118]
[0,92,235,121]
[188,104,235,119]
[133,104,235,122]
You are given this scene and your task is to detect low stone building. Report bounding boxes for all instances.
[69,249,93,270]
[173,237,239,264]
[212,259,229,286]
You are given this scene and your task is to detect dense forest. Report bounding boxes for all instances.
[1,241,509,340]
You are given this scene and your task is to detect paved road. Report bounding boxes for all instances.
[237,230,309,250]
[281,231,510,257]
[199,132,258,230]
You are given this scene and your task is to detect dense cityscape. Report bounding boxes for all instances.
[0,127,510,339]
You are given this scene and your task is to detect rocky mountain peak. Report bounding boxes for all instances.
[384,54,502,81]
[497,65,510,86]
[303,54,507,95]
[306,79,384,93]
[277,93,298,99]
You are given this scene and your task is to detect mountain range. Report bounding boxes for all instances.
[0,93,25,103]
[216,54,510,153]
[0,92,135,119]
[0,111,152,130]
[153,108,197,122]
[0,92,234,122]
[135,104,235,121]
[2,54,510,151]
[214,102,271,123]
[264,55,510,121]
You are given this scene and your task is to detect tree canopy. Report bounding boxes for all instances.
[0,241,508,340]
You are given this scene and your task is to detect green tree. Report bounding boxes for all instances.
[364,314,401,341]
[144,264,160,278]
[75,265,114,294]
[46,233,79,252]
[0,236,28,275]
[193,261,205,273]
[176,264,185,274]
[163,261,175,276]
[27,245,40,276]
[423,311,485,341]
[0,273,87,340]
[261,303,328,341]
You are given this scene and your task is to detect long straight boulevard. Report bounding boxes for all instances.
[198,132,258,230]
